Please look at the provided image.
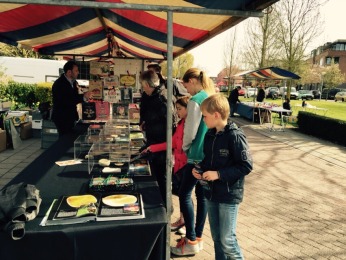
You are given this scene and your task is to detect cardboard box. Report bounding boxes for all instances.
[0,101,12,110]
[7,111,29,126]
[0,129,6,152]
[20,122,33,140]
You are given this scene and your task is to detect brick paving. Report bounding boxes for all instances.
[1,117,346,260]
[170,117,346,260]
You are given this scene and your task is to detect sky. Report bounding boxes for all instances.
[190,0,345,77]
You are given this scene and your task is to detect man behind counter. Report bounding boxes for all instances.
[52,60,92,136]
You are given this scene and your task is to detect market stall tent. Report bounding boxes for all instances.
[0,0,278,60]
[234,66,301,80]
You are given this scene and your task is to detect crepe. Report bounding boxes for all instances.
[102,194,137,207]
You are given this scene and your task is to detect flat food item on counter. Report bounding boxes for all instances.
[102,167,121,173]
[102,194,137,207]
[114,162,124,166]
[66,195,97,208]
[99,159,111,167]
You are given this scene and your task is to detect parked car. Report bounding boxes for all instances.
[238,86,246,96]
[265,87,280,97]
[245,87,257,98]
[311,90,321,99]
[335,91,346,102]
[297,90,314,100]
[279,87,299,100]
[321,88,342,100]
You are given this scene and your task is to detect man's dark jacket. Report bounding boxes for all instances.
[228,88,240,104]
[51,75,83,133]
[199,122,253,204]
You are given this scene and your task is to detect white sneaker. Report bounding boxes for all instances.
[170,237,199,256]
[177,226,186,235]
[196,237,204,251]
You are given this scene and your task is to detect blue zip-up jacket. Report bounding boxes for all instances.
[199,122,253,204]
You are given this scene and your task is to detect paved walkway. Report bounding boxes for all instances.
[1,117,346,259]
[170,116,346,260]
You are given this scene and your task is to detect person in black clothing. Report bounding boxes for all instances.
[139,70,169,208]
[280,97,292,118]
[52,60,92,136]
[228,86,241,117]
[256,85,265,102]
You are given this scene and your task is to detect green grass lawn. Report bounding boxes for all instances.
[239,96,346,121]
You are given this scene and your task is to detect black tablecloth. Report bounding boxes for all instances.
[0,126,167,260]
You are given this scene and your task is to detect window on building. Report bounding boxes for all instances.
[326,57,332,65]
[334,57,340,64]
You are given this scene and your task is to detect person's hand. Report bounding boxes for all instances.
[192,168,202,179]
[202,171,219,181]
[84,91,93,100]
[140,146,151,154]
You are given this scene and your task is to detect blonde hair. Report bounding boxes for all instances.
[182,68,215,95]
[200,94,230,120]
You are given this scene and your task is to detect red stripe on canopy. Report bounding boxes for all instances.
[0,5,80,32]
[112,9,207,40]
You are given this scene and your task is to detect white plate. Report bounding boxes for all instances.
[102,194,137,207]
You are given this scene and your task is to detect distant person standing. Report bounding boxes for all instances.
[52,60,92,136]
[256,85,265,102]
[228,86,241,117]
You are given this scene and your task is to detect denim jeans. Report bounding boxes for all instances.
[178,163,207,241]
[230,103,237,116]
[207,200,244,260]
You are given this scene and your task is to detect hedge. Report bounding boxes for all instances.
[0,81,53,109]
[297,111,346,146]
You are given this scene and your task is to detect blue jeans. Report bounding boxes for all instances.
[207,200,244,260]
[178,163,207,241]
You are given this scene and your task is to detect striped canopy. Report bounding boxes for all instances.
[234,67,301,80]
[0,0,278,61]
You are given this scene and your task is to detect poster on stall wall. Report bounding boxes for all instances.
[89,79,103,100]
[103,77,120,103]
[120,74,136,88]
[95,101,110,121]
[120,87,133,103]
[90,61,110,77]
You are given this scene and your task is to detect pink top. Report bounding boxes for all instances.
[150,118,187,174]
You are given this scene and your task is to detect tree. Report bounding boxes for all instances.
[160,53,194,79]
[273,0,324,73]
[241,7,281,69]
[322,63,345,88]
[0,43,54,59]
[222,29,239,91]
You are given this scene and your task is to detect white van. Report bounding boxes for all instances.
[279,86,299,100]
[0,56,66,83]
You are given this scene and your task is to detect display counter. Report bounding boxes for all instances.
[0,125,167,260]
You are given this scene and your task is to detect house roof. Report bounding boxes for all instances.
[0,0,278,61]
[234,67,301,80]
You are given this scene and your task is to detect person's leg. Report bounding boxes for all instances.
[178,164,197,241]
[194,181,207,239]
[219,203,244,260]
[149,152,167,208]
[207,200,226,260]
[230,103,236,117]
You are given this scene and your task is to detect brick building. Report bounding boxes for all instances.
[309,39,346,82]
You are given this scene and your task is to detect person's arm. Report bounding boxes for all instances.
[149,142,167,153]
[218,133,253,182]
[183,101,202,152]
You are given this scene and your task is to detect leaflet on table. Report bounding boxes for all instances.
[55,159,82,166]
[41,193,145,226]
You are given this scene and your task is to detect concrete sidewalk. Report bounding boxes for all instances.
[170,116,346,260]
[0,117,345,259]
